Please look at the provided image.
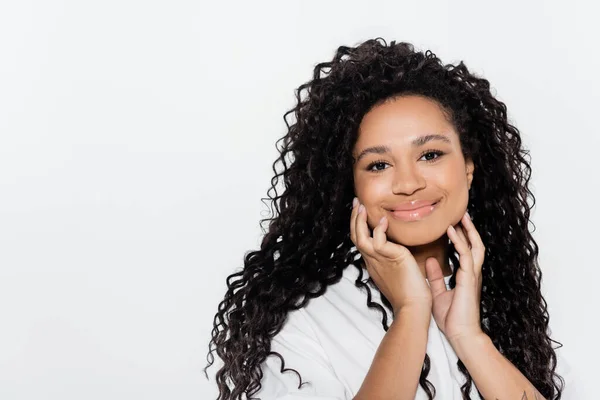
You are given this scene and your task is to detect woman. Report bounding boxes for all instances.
[205,38,573,399]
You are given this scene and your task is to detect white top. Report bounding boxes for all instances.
[255,263,577,399]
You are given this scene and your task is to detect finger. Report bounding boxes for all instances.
[355,204,374,255]
[448,225,475,276]
[372,216,388,253]
[461,212,485,273]
[455,225,471,249]
[350,197,359,244]
[371,215,408,259]
[425,257,447,298]
[449,223,469,251]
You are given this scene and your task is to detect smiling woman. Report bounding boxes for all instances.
[204,38,575,400]
[353,96,473,255]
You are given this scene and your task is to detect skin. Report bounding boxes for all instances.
[352,94,475,279]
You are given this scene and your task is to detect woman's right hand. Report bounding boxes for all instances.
[350,198,433,316]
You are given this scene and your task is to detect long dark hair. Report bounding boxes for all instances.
[204,38,564,399]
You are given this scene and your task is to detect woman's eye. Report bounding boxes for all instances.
[421,151,444,162]
[367,162,389,172]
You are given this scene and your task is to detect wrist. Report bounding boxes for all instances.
[394,303,432,324]
[449,331,491,361]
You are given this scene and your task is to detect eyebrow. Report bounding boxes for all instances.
[354,134,452,163]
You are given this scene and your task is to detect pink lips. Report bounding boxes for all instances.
[391,200,437,211]
[389,200,439,221]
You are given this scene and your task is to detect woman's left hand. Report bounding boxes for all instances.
[425,211,486,345]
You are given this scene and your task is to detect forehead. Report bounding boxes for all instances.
[356,95,455,145]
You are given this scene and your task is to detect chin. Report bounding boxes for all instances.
[386,225,448,247]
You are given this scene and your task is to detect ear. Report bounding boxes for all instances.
[466,158,475,189]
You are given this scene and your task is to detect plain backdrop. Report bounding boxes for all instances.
[0,0,597,399]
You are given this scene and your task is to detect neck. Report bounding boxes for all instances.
[405,234,453,279]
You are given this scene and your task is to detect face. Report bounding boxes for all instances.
[352,95,474,247]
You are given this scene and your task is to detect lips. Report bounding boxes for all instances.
[390,199,439,211]
[388,201,439,222]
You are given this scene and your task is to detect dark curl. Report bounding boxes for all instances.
[205,38,565,399]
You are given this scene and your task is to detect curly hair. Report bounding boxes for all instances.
[204,38,565,399]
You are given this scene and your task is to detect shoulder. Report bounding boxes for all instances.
[254,267,366,399]
[266,263,370,356]
[299,263,389,324]
[281,263,375,332]
[273,263,389,368]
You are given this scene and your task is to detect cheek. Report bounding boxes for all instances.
[354,178,390,229]
[354,176,389,203]
[447,185,470,225]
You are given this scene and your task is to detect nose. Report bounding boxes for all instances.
[391,162,426,195]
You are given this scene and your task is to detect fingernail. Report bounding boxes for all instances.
[353,197,358,208]
[358,204,364,213]
[466,211,471,219]
[379,216,386,224]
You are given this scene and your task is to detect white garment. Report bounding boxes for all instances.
[255,263,577,399]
